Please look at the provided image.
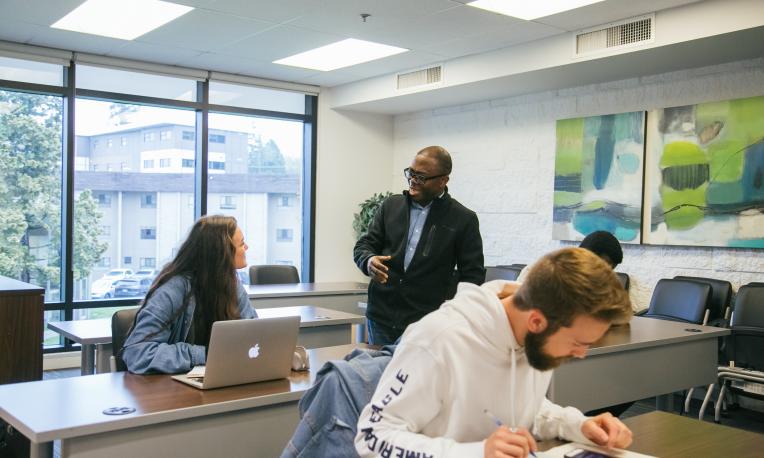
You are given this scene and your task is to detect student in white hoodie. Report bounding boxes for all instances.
[355,247,633,458]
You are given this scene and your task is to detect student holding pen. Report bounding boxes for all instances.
[355,248,633,458]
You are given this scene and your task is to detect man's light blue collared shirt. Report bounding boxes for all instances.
[404,192,444,271]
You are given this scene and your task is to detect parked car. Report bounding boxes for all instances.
[90,269,133,299]
[113,277,154,298]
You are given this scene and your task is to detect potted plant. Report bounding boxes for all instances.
[353,192,393,239]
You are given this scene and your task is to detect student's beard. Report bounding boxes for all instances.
[524,329,571,372]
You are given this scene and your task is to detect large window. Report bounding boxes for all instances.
[208,111,306,272]
[1,55,316,353]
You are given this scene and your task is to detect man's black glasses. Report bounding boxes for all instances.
[404,167,448,185]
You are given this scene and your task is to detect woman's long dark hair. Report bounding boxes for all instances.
[138,215,241,348]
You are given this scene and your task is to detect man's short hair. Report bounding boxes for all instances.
[417,145,452,175]
[579,231,623,267]
[514,247,631,331]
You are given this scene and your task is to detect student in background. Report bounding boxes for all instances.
[356,248,633,458]
[353,145,485,345]
[122,215,257,374]
[517,230,623,282]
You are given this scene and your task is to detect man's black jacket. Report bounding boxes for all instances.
[353,191,485,330]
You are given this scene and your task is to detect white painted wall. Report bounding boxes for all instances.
[314,87,394,282]
[392,57,764,311]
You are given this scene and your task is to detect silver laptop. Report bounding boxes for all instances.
[172,315,300,390]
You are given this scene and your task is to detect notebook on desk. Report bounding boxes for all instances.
[172,315,300,390]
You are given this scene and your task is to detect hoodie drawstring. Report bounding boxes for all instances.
[510,346,517,427]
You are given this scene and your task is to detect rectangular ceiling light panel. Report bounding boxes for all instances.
[52,0,194,40]
[274,38,408,72]
[468,0,605,20]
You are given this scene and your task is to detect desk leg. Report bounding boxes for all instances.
[30,441,53,458]
[96,343,113,374]
[656,394,674,412]
[80,343,95,376]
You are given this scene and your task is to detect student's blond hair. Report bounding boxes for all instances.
[514,247,631,331]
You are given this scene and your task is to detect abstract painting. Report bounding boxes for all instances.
[643,95,764,248]
[553,111,645,243]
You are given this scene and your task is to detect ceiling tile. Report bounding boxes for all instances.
[137,9,275,52]
[422,22,563,58]
[178,52,319,81]
[217,25,343,62]
[346,50,448,80]
[535,0,703,31]
[301,70,368,87]
[0,19,40,44]
[25,27,128,56]
[174,0,314,24]
[109,41,204,66]
[0,0,85,26]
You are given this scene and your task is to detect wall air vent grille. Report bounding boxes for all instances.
[575,14,654,56]
[397,65,442,90]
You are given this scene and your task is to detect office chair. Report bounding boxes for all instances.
[642,278,712,324]
[485,266,522,282]
[249,265,300,285]
[672,276,732,413]
[674,275,732,326]
[110,307,139,372]
[615,272,630,291]
[700,285,764,422]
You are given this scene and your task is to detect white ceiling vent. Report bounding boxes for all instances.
[575,14,654,57]
[397,65,442,90]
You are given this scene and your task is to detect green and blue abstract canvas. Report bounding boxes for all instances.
[553,111,645,243]
[644,95,764,248]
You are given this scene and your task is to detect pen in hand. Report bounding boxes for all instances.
[483,409,537,458]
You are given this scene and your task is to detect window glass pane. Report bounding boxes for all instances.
[0,89,64,302]
[209,81,305,114]
[77,65,197,102]
[43,310,65,349]
[74,99,195,315]
[0,56,64,86]
[208,113,304,272]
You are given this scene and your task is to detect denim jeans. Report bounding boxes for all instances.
[366,319,403,346]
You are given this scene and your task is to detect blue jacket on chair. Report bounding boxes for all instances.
[281,346,396,458]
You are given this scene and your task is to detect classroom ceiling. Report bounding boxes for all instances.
[0,0,705,88]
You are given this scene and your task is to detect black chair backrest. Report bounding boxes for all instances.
[485,266,522,282]
[645,278,712,324]
[112,307,139,372]
[727,285,764,370]
[674,275,732,323]
[615,272,630,290]
[249,265,300,285]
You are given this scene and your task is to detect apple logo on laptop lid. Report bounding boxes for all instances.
[248,343,260,359]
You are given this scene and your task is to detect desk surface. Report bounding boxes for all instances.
[47,305,364,344]
[540,411,764,457]
[245,281,368,298]
[587,316,729,356]
[258,305,365,327]
[0,343,368,443]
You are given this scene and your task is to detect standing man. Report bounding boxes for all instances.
[354,146,485,345]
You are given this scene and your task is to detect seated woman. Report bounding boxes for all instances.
[122,215,257,374]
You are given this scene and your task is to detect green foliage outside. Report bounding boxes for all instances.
[353,192,393,240]
[0,90,107,293]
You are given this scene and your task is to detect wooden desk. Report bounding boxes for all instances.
[549,316,730,412]
[539,411,764,457]
[47,305,364,375]
[0,343,368,458]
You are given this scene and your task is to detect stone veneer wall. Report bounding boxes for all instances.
[393,57,764,312]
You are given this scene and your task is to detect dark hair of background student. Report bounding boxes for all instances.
[139,214,242,348]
